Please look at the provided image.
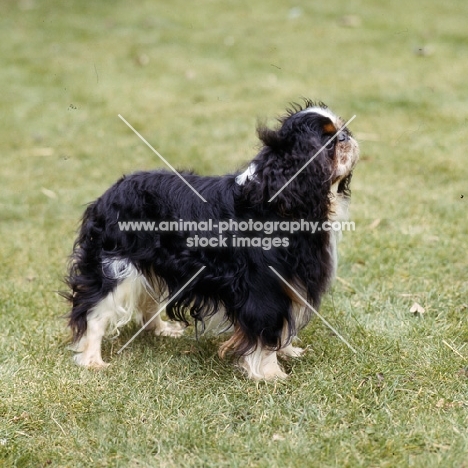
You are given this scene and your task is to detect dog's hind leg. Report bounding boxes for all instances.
[73,275,141,368]
[144,313,186,337]
[73,296,112,368]
[139,293,186,338]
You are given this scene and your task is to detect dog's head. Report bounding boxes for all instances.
[238,101,359,219]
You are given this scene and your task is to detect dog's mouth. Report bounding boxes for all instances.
[331,136,359,185]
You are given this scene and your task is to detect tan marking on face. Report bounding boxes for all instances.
[323,122,337,134]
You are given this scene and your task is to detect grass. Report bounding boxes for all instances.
[1,0,468,466]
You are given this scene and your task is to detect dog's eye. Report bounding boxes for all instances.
[324,136,336,149]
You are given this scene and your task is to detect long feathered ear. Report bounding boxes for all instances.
[241,120,333,220]
[337,173,352,198]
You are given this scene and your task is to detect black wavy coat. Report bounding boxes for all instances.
[66,104,350,356]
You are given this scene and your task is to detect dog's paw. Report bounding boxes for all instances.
[239,355,288,381]
[154,321,186,338]
[278,344,305,358]
[262,365,288,380]
[73,352,109,369]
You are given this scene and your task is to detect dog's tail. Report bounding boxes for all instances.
[64,201,116,342]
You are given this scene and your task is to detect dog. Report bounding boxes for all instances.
[65,100,359,380]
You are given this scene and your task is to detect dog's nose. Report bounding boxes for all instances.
[338,132,349,142]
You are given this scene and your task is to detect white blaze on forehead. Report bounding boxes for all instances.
[300,106,340,127]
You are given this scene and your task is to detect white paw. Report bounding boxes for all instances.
[73,352,109,369]
[239,356,288,381]
[154,321,186,338]
[278,344,305,358]
[262,365,288,381]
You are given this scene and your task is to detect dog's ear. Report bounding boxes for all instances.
[259,109,340,153]
[242,122,333,219]
[337,173,352,198]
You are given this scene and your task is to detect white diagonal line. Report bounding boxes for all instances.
[268,115,356,203]
[117,266,206,354]
[442,339,467,361]
[118,114,207,202]
[269,266,357,354]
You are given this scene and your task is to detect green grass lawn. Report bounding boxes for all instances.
[1,0,468,466]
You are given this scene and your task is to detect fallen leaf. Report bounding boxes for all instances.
[12,412,29,422]
[410,302,425,315]
[272,434,285,441]
[338,15,362,28]
[287,7,303,20]
[181,346,198,355]
[32,147,54,156]
[41,187,57,199]
[414,45,434,57]
[135,53,149,66]
[368,218,381,230]
[335,276,356,292]
[435,398,463,409]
